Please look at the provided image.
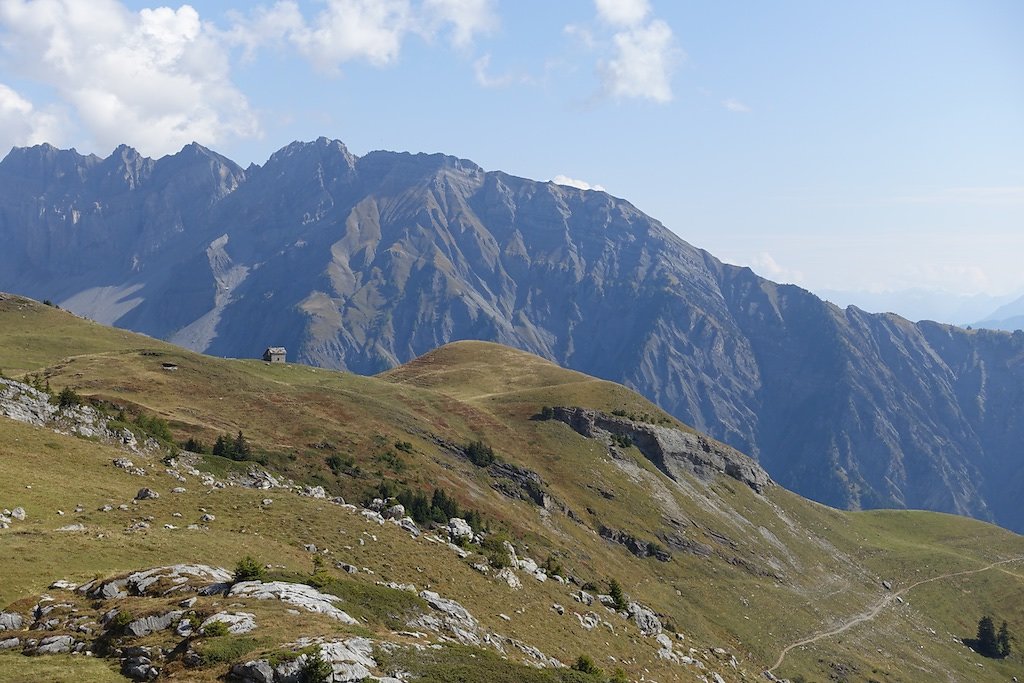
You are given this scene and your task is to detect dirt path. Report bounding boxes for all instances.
[767,556,1024,675]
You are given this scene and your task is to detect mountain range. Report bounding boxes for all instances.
[3,138,1024,532]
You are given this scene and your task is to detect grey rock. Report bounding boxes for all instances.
[448,517,473,539]
[31,634,76,654]
[627,602,662,636]
[0,637,19,650]
[200,611,256,635]
[231,659,275,683]
[229,581,357,624]
[135,488,159,500]
[0,612,23,630]
[554,407,770,494]
[125,611,182,637]
[383,503,405,520]
[11,507,25,521]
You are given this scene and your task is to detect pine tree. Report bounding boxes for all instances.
[977,616,999,657]
[233,430,251,460]
[998,621,1011,658]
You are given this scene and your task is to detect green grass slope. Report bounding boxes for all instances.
[1,293,1022,683]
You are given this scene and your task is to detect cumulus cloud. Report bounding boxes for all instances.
[593,0,650,28]
[722,97,751,113]
[423,0,498,48]
[552,174,606,192]
[601,19,676,103]
[569,1,679,103]
[0,0,259,157]
[226,0,497,74]
[0,83,65,152]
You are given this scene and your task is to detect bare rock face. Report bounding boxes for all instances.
[551,407,771,493]
[5,141,1024,531]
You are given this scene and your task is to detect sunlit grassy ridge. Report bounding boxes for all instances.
[1,293,1023,682]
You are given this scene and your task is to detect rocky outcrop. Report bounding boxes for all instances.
[229,581,357,624]
[552,407,771,493]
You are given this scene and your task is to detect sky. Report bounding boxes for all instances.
[0,0,1022,313]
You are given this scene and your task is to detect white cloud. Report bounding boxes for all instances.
[226,0,496,74]
[552,174,606,192]
[291,0,413,71]
[0,0,259,157]
[423,0,498,48]
[0,83,65,151]
[722,97,751,113]
[473,53,532,88]
[593,0,650,28]
[746,252,804,285]
[601,19,677,103]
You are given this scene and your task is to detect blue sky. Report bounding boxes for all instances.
[1,0,1022,310]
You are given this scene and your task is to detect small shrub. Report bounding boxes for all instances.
[394,440,413,453]
[202,620,230,637]
[300,649,333,683]
[542,555,564,579]
[609,668,629,683]
[197,636,260,665]
[182,437,208,454]
[109,609,134,632]
[611,433,632,449]
[572,654,603,676]
[234,555,265,583]
[326,453,361,477]
[608,578,627,611]
[539,406,554,420]
[56,386,82,409]
[481,533,512,568]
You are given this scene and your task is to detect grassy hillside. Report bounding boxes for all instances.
[1,293,1023,683]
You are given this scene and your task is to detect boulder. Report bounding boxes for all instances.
[448,517,473,540]
[201,612,257,635]
[135,488,159,500]
[573,590,595,606]
[0,612,24,630]
[383,503,405,520]
[0,637,19,650]
[11,507,25,521]
[628,602,662,635]
[125,611,183,637]
[496,568,521,590]
[30,634,76,655]
[231,659,275,683]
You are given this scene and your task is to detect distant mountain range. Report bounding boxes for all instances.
[4,138,1024,531]
[817,287,1021,326]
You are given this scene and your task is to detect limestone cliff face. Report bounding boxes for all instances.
[550,407,772,494]
[3,140,1024,530]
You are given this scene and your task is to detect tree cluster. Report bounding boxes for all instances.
[973,616,1012,658]
[464,440,495,467]
[213,431,253,461]
[374,482,484,532]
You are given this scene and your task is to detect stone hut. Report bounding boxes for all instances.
[262,347,286,363]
